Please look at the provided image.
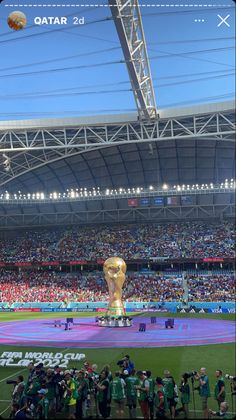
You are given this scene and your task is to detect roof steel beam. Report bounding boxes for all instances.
[108,0,157,119]
[0,109,235,187]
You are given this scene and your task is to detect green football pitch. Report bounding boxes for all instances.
[0,311,235,418]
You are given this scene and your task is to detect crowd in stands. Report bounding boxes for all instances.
[7,355,231,419]
[0,221,234,263]
[0,271,234,304]
[187,274,235,302]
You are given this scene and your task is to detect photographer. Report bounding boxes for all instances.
[162,370,176,420]
[87,364,99,418]
[125,369,139,419]
[8,376,25,407]
[97,370,110,419]
[209,401,229,419]
[177,374,190,419]
[215,370,226,409]
[111,371,126,419]
[10,402,27,420]
[75,370,88,419]
[146,371,155,420]
[63,370,78,419]
[154,377,166,420]
[194,367,211,419]
[135,371,150,420]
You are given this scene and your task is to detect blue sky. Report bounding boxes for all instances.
[0,0,235,120]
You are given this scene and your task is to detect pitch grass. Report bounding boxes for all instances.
[0,312,235,418]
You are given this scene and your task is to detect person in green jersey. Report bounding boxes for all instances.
[135,371,150,420]
[162,370,176,419]
[125,369,139,419]
[36,389,49,420]
[195,367,211,419]
[154,377,166,420]
[146,371,155,420]
[215,370,226,409]
[178,374,190,419]
[111,371,126,419]
[97,370,110,419]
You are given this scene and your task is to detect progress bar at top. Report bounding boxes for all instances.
[3,4,234,8]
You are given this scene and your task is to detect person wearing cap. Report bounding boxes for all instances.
[36,389,49,419]
[135,371,150,419]
[125,369,139,419]
[111,371,126,419]
[63,371,78,419]
[162,370,176,419]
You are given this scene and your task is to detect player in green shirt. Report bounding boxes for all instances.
[125,369,139,419]
[111,372,126,419]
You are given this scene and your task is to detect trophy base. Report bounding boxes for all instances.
[97,316,133,328]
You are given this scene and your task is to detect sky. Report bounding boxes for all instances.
[0,0,235,120]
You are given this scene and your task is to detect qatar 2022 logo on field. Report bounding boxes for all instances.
[7,10,27,31]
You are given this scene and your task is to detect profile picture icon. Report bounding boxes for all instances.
[8,11,27,31]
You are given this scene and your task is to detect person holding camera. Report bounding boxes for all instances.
[195,367,211,419]
[178,374,190,419]
[162,370,176,419]
[125,369,139,419]
[111,371,126,419]
[209,401,229,419]
[215,370,226,409]
[146,371,155,420]
[11,376,26,407]
[154,377,166,420]
[75,370,88,419]
[135,371,150,419]
[97,370,110,419]
[63,371,78,419]
[36,389,49,420]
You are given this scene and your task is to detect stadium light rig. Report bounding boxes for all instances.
[0,179,235,202]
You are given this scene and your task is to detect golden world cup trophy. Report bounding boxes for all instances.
[103,257,127,317]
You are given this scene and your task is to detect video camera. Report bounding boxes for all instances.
[183,371,197,379]
[6,380,17,385]
[225,374,236,381]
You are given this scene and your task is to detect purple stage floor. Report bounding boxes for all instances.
[0,317,235,348]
